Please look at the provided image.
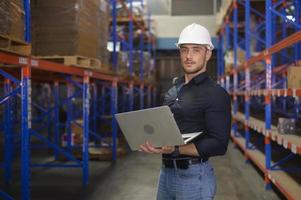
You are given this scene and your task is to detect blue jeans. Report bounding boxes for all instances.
[156,161,216,200]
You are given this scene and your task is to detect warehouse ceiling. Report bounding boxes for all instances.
[146,0,222,15]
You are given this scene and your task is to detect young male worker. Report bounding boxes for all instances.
[139,23,231,200]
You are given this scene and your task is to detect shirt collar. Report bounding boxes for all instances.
[175,71,209,86]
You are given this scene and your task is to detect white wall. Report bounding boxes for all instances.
[216,0,232,26]
[152,15,218,38]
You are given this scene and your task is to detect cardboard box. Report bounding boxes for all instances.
[224,47,245,66]
[277,118,296,135]
[287,66,301,89]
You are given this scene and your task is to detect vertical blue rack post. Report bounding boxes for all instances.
[281,2,288,64]
[112,0,118,71]
[225,16,231,92]
[4,79,13,185]
[140,29,144,81]
[83,74,90,185]
[129,81,134,111]
[233,0,239,137]
[217,34,221,85]
[245,0,251,151]
[21,65,31,200]
[129,0,134,76]
[53,81,60,160]
[21,1,31,197]
[66,82,73,152]
[295,0,301,60]
[219,27,225,88]
[111,80,118,161]
[265,0,272,190]
[147,11,152,75]
[23,0,31,42]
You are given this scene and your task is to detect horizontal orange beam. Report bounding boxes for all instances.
[0,51,155,87]
[247,31,301,66]
[219,31,301,79]
[230,88,301,97]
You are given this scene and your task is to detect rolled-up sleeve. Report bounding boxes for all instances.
[193,88,231,158]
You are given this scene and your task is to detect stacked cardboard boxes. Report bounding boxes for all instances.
[31,0,109,67]
[0,0,25,40]
[112,51,129,76]
[0,1,10,36]
[224,47,245,74]
[110,51,152,79]
[132,51,151,79]
[287,66,301,89]
[99,0,110,67]
[224,47,265,74]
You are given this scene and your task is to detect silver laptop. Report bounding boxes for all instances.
[115,106,202,151]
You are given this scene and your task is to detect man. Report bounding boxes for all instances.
[139,23,231,200]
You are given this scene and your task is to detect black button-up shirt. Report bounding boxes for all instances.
[163,71,231,159]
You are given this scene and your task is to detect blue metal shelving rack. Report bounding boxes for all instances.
[217,1,301,199]
[110,0,156,123]
[0,0,157,199]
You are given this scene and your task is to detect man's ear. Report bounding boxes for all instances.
[205,50,212,62]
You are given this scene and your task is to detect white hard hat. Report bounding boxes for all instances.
[176,23,214,50]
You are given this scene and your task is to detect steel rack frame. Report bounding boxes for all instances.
[0,52,156,200]
[110,0,156,79]
[0,0,157,199]
[217,0,301,199]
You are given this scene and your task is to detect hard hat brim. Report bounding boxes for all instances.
[175,42,214,50]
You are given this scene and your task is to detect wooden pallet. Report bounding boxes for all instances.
[0,34,31,56]
[36,55,102,69]
[72,146,127,161]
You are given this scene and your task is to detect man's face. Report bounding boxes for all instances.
[179,44,212,74]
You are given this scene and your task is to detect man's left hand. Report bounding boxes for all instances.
[139,141,175,154]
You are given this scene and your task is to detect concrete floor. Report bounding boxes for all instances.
[5,142,283,200]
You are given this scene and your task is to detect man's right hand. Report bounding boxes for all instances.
[139,141,175,154]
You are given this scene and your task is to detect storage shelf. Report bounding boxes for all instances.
[218,1,301,199]
[0,1,157,199]
[234,111,301,155]
[232,136,301,200]
[232,136,266,172]
[232,135,301,200]
[0,49,157,200]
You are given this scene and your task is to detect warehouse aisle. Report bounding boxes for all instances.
[81,142,282,200]
[26,142,282,200]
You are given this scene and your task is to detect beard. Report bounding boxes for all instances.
[182,62,206,74]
